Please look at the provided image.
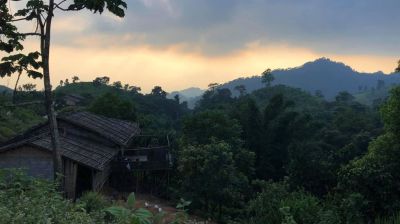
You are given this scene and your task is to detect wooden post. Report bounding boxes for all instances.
[64,160,77,199]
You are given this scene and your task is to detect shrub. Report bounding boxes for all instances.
[78,191,109,213]
[246,181,321,224]
[0,169,94,224]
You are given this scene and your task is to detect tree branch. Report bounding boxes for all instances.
[18,32,43,37]
[11,17,30,22]
[54,4,69,11]
[54,0,68,10]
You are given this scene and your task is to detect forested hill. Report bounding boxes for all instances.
[221,58,400,99]
[0,85,11,93]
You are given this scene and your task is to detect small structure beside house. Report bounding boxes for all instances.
[0,111,172,198]
[62,94,85,106]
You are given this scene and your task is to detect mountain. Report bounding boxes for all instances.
[220,58,400,99]
[168,87,205,109]
[169,87,205,99]
[0,85,12,94]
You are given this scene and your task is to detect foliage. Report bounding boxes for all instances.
[381,87,400,134]
[261,68,275,87]
[78,191,110,214]
[0,100,44,142]
[337,87,400,220]
[54,81,189,133]
[89,92,137,121]
[375,212,400,224]
[106,192,153,224]
[247,181,320,224]
[181,110,242,146]
[170,199,192,224]
[177,140,250,219]
[0,169,95,224]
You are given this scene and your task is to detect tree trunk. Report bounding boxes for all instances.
[41,1,63,180]
[12,73,21,104]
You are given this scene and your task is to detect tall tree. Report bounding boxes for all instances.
[0,0,127,178]
[261,68,275,87]
[71,75,79,83]
[22,83,36,91]
[151,86,167,98]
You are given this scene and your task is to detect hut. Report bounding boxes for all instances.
[62,94,85,106]
[0,111,171,198]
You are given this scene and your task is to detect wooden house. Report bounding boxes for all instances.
[62,94,85,106]
[0,112,171,198]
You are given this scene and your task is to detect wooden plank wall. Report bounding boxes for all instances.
[64,159,78,199]
[92,163,111,191]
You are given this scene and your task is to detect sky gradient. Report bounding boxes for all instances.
[1,0,399,92]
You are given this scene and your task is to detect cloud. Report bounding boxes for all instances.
[60,0,399,57]
[1,0,398,92]
[1,40,396,93]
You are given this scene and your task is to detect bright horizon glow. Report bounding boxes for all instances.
[0,41,397,93]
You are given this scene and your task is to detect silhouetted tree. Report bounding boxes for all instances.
[0,0,127,176]
[129,86,141,94]
[72,76,79,83]
[208,83,220,91]
[151,86,167,98]
[93,76,110,86]
[112,81,122,89]
[261,69,275,87]
[123,84,129,91]
[22,83,36,92]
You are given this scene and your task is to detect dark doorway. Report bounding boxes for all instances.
[76,165,92,197]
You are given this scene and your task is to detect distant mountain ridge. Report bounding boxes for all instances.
[220,58,400,99]
[168,87,205,99]
[0,85,12,93]
[167,87,205,108]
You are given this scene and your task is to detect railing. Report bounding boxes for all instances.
[112,160,171,171]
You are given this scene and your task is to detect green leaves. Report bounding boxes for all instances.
[134,208,153,224]
[105,192,153,224]
[127,192,136,209]
[0,52,42,78]
[176,198,192,211]
[69,0,127,17]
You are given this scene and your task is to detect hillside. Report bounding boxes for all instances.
[220,58,400,99]
[0,85,11,94]
[167,87,205,109]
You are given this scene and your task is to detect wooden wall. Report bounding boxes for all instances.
[0,146,53,179]
[92,162,111,191]
[64,159,78,199]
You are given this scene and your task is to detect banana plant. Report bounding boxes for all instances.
[106,192,153,224]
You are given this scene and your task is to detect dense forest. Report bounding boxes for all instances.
[1,74,400,223]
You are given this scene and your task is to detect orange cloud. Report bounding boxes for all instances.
[0,40,397,93]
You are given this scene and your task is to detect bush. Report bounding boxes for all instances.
[78,191,110,213]
[0,169,94,224]
[246,181,321,224]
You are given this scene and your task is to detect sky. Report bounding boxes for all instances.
[1,0,399,92]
